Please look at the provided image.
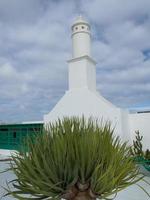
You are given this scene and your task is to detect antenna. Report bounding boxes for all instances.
[75,0,84,18]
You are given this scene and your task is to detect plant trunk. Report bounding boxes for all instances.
[72,191,96,200]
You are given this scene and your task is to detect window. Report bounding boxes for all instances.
[13,129,18,131]
[22,128,27,131]
[82,26,84,29]
[0,128,8,131]
[29,128,34,131]
[29,128,41,131]
[13,132,16,138]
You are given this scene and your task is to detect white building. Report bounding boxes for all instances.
[44,16,150,149]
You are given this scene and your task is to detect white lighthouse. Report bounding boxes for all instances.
[44,16,131,140]
[44,16,150,148]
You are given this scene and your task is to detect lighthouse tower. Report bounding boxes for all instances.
[68,16,96,92]
[72,16,91,58]
[44,16,129,140]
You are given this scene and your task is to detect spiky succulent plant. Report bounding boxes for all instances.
[130,131,150,173]
[130,130,144,158]
[5,117,142,200]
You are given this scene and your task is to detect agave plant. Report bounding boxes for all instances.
[5,117,143,200]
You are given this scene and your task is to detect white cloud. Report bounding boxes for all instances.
[0,0,150,122]
[0,0,43,24]
[81,0,150,25]
[0,63,16,78]
[0,61,33,99]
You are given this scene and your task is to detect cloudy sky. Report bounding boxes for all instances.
[0,0,150,123]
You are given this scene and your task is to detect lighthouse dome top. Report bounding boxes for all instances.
[73,16,89,25]
[71,16,90,34]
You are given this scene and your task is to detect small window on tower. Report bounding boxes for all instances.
[75,27,78,30]
[82,26,84,29]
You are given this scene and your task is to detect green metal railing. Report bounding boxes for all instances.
[134,156,150,172]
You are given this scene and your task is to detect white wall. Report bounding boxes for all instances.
[72,31,91,58]
[44,88,125,138]
[120,110,131,143]
[129,113,150,150]
[68,56,96,91]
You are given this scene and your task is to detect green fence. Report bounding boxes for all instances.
[0,123,43,151]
